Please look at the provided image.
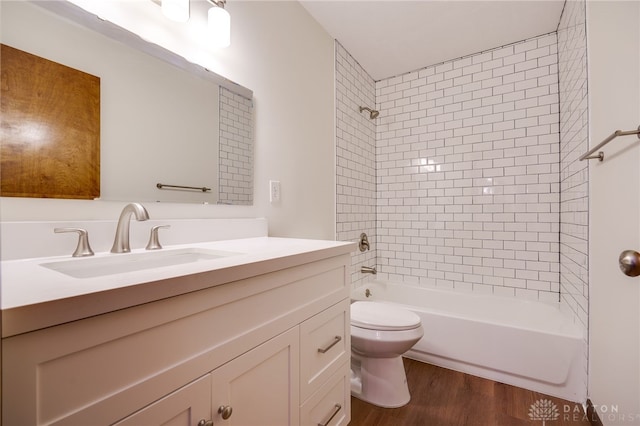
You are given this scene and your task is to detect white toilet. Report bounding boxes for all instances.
[350,301,424,408]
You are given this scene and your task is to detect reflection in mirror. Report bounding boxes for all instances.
[0,0,253,205]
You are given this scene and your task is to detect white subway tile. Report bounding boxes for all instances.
[340,33,567,303]
[515,59,538,73]
[514,39,538,53]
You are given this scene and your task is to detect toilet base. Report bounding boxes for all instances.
[350,353,411,408]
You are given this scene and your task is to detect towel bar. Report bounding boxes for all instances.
[579,125,640,162]
[156,183,211,192]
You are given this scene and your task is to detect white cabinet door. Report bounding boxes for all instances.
[211,327,300,426]
[113,375,211,426]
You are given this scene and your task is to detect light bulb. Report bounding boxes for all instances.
[208,6,230,48]
[162,0,189,23]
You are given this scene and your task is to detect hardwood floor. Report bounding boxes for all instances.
[349,358,593,426]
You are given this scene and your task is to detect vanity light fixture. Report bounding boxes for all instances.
[154,0,230,48]
[161,0,190,23]
[207,0,231,48]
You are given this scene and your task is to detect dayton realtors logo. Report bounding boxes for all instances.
[529,399,560,425]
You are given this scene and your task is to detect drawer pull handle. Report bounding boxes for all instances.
[318,403,342,426]
[197,420,213,426]
[317,336,342,354]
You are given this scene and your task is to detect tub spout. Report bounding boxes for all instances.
[361,266,377,275]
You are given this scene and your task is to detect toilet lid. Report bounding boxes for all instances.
[351,301,421,331]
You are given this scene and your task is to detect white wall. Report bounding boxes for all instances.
[0,1,336,240]
[588,1,640,423]
[227,1,336,239]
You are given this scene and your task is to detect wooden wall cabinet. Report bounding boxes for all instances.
[0,44,100,200]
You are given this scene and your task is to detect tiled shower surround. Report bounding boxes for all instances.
[558,0,589,330]
[218,87,253,205]
[558,0,589,392]
[336,42,377,287]
[337,12,589,308]
[335,4,589,396]
[376,33,561,301]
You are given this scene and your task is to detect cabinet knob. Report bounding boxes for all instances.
[218,405,233,420]
[197,420,213,426]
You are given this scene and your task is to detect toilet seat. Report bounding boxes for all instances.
[351,301,421,331]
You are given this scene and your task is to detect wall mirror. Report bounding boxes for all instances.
[1,1,254,205]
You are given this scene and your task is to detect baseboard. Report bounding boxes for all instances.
[586,399,604,426]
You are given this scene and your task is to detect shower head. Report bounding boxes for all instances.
[359,106,379,120]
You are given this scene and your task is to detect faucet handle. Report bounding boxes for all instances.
[146,225,170,250]
[54,228,95,257]
[359,233,370,252]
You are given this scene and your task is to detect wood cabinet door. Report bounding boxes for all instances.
[211,327,300,426]
[113,375,211,426]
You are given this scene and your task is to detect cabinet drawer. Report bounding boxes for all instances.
[300,299,350,401]
[300,362,350,426]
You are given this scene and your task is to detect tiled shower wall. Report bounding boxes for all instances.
[558,0,589,392]
[218,87,253,205]
[335,42,377,288]
[375,34,561,301]
[558,0,589,330]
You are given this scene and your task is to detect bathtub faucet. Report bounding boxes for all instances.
[359,233,370,252]
[361,266,377,275]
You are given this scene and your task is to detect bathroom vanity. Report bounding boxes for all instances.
[2,232,354,426]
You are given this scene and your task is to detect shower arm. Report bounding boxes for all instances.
[359,106,379,119]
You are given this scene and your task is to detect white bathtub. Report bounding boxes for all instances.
[352,281,586,402]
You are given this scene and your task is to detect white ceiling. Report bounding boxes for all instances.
[299,1,566,81]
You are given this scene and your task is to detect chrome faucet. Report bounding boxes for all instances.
[111,203,150,253]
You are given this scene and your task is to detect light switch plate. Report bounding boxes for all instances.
[269,180,281,203]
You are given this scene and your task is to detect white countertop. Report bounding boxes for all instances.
[1,237,355,337]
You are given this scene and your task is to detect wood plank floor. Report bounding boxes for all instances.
[349,358,593,426]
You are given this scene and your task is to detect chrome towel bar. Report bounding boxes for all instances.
[156,183,211,192]
[579,125,640,162]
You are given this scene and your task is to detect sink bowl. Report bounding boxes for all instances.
[41,248,241,278]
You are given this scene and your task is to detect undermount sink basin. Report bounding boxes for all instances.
[41,248,241,279]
